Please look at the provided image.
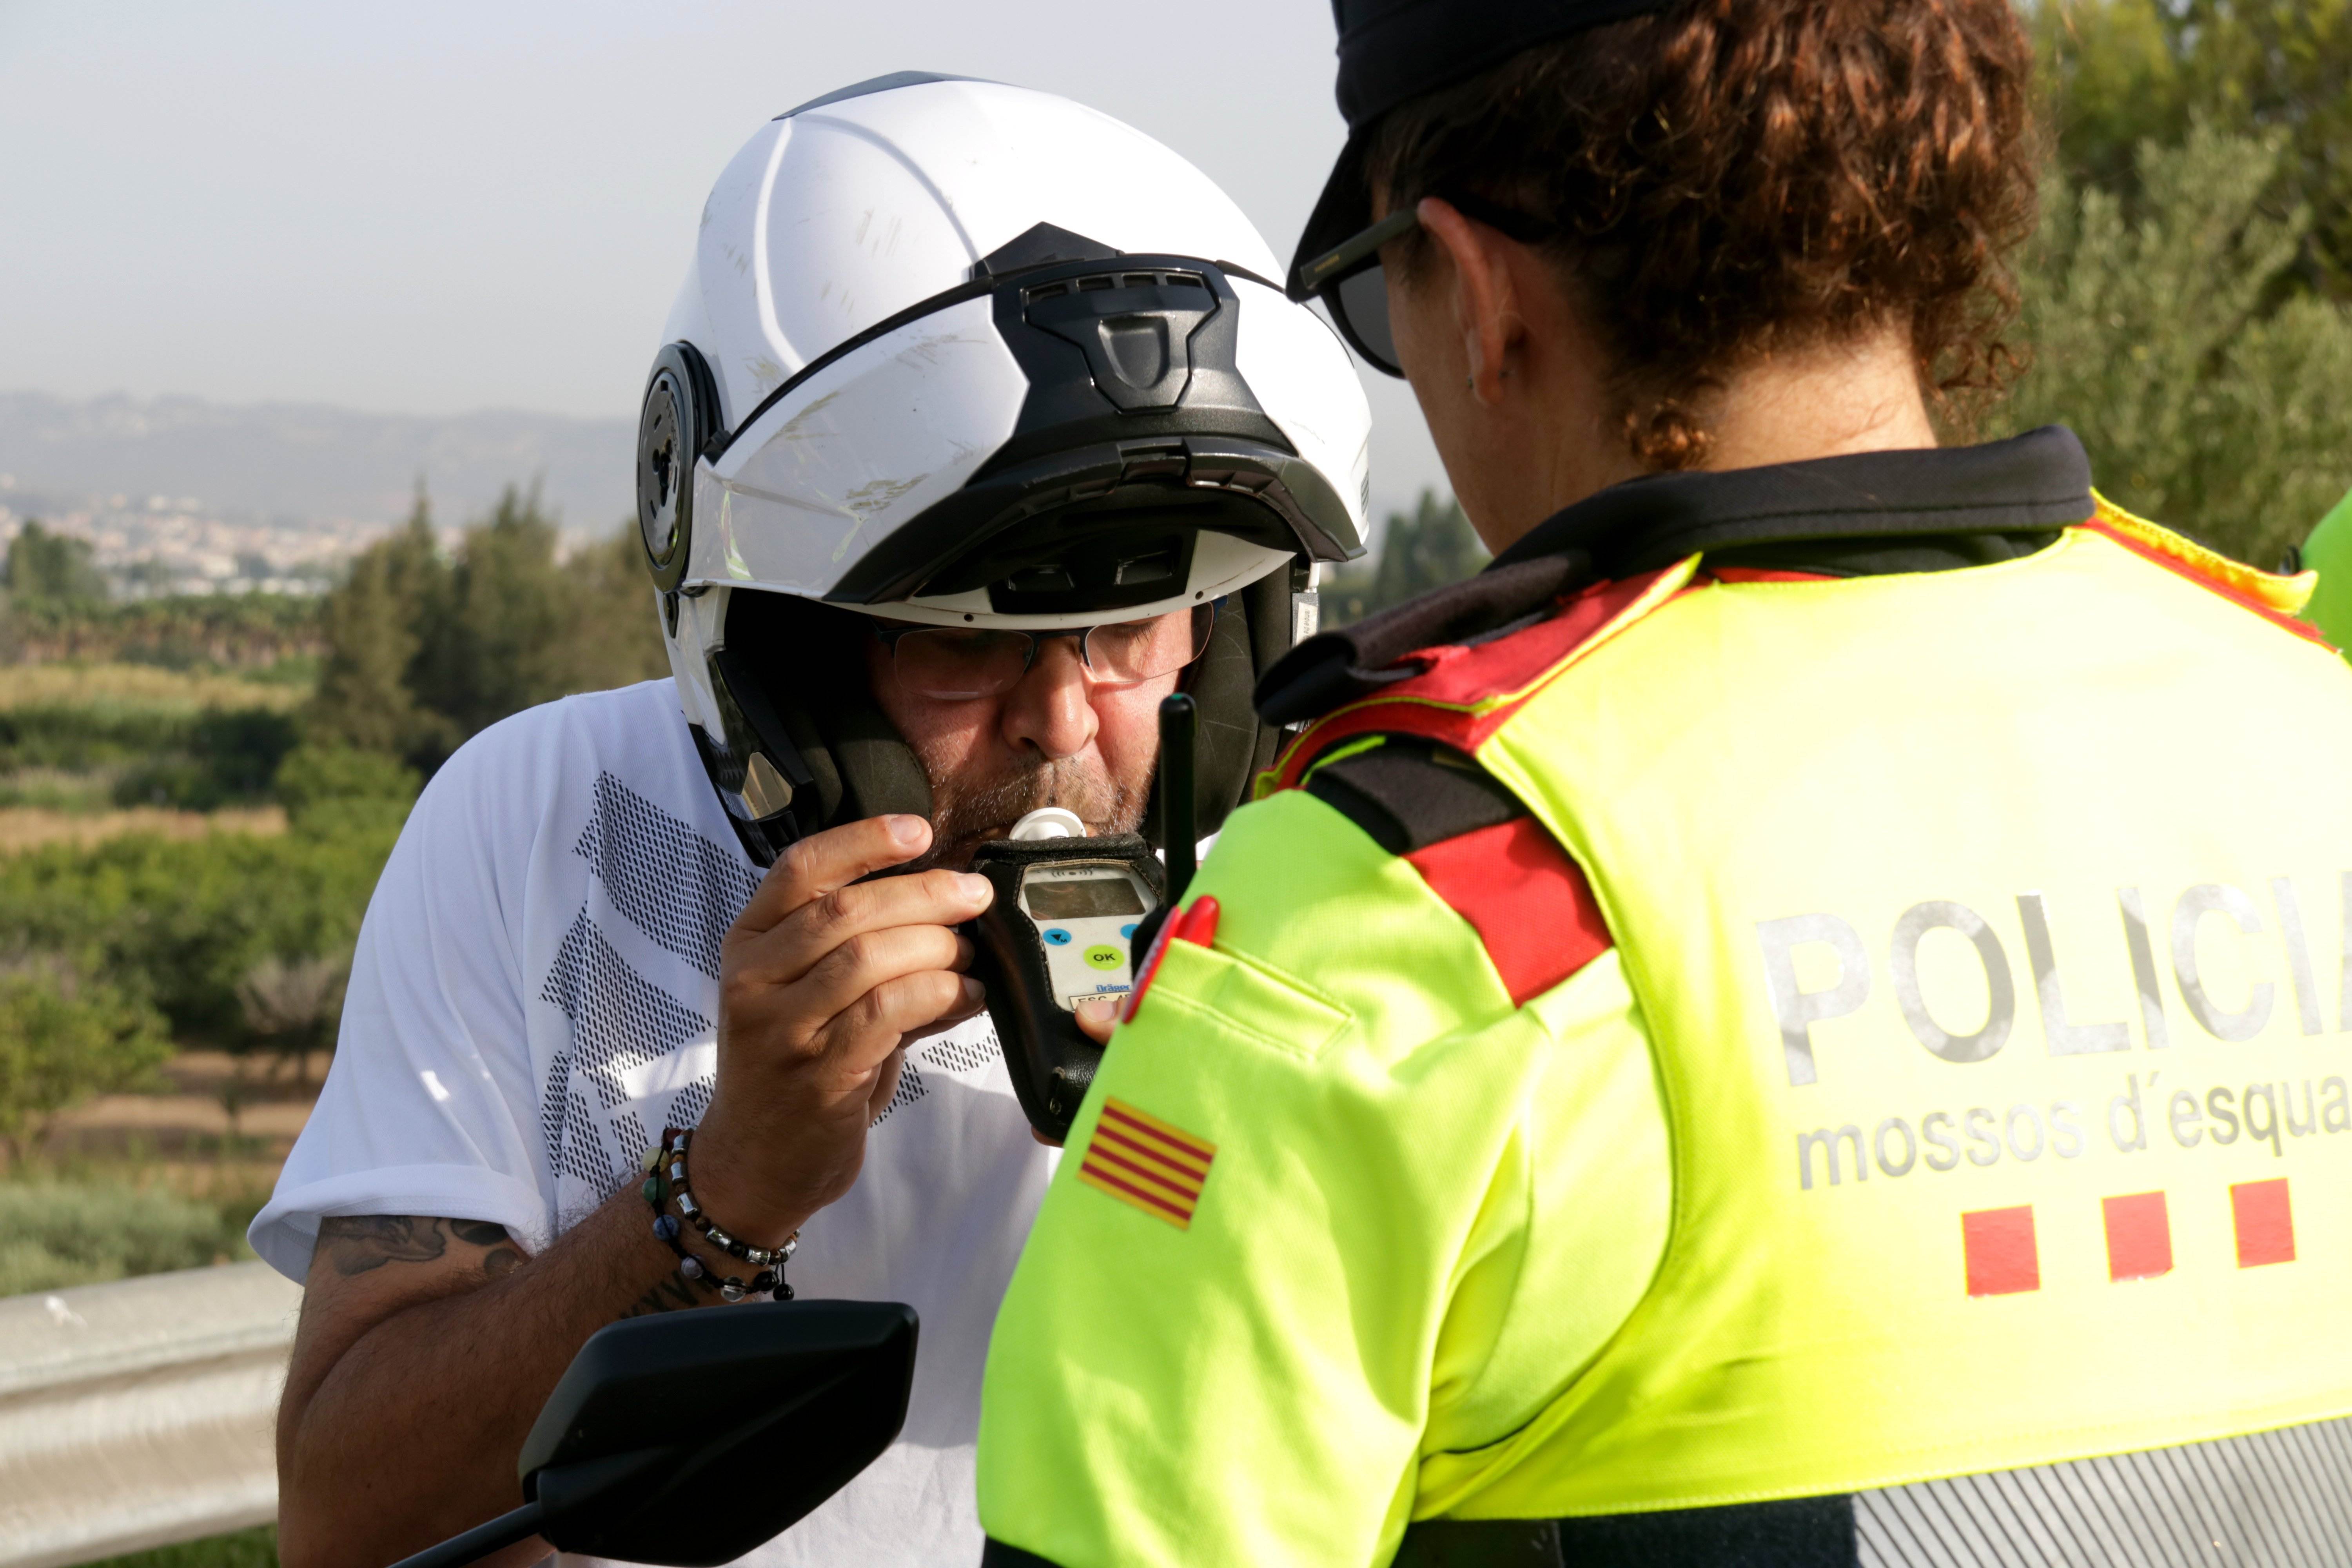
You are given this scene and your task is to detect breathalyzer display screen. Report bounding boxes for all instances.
[1024,876,1147,920]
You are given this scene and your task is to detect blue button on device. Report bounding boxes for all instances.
[1119,923,1138,939]
[1043,928,1073,946]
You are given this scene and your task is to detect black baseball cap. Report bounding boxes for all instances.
[1290,0,1671,291]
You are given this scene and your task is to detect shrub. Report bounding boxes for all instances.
[1991,122,2352,566]
[112,708,302,810]
[0,813,397,1063]
[0,964,172,1169]
[0,1180,250,1296]
[272,743,419,836]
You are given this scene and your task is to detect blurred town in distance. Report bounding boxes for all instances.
[0,485,355,599]
[0,388,634,599]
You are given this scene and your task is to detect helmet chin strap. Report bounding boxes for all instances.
[818,701,935,829]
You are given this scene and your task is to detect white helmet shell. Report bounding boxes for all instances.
[638,74,1372,863]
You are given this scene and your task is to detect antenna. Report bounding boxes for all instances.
[1158,693,1197,904]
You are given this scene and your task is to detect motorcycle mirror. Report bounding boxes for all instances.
[387,1299,919,1568]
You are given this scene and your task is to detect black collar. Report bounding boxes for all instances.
[1491,425,2092,576]
[1257,427,2094,726]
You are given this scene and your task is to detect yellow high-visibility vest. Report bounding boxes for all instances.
[1393,500,2352,1518]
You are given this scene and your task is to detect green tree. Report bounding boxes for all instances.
[0,804,401,1052]
[410,486,573,741]
[554,523,674,697]
[1324,489,1490,626]
[307,492,452,767]
[1991,122,2352,568]
[309,487,668,775]
[2037,0,2352,297]
[5,521,108,608]
[0,961,171,1169]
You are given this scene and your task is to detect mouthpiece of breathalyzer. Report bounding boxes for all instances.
[1008,807,1087,841]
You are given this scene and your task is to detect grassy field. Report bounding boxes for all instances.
[6,1043,318,1296]
[0,662,309,713]
[0,659,311,826]
[0,1178,261,1296]
[83,1527,278,1568]
[0,661,325,1294]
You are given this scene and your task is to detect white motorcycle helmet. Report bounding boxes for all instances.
[639,73,1373,866]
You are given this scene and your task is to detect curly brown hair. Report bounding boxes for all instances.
[1368,0,2040,468]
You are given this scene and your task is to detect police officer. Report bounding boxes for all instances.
[973,3,2352,1564]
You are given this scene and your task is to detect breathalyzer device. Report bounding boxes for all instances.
[969,695,1197,1141]
[967,822,1165,1138]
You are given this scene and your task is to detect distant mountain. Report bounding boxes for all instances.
[0,390,634,534]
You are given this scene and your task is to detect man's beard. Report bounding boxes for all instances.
[917,749,1148,869]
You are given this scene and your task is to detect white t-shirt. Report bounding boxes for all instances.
[252,678,1058,1566]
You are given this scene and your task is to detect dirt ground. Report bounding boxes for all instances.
[49,1049,321,1192]
[0,804,287,853]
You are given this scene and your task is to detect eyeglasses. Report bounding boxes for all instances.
[873,603,1216,702]
[1289,194,1557,378]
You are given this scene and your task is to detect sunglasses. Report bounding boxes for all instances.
[1289,194,1558,377]
[873,603,1217,702]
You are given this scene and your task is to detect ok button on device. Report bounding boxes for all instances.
[1042,928,1074,947]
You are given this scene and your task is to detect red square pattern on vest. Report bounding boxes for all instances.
[1962,1205,2040,1297]
[2102,1191,2173,1281]
[2231,1178,2295,1268]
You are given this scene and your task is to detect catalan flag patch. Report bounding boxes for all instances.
[1078,1097,1216,1229]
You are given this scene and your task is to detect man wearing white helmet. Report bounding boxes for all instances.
[250,74,1368,1568]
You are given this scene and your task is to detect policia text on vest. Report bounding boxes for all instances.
[1763,874,2347,1284]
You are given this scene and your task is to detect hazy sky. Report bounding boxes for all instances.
[0,0,1450,514]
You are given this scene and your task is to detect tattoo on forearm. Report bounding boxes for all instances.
[318,1215,523,1279]
[621,1269,718,1318]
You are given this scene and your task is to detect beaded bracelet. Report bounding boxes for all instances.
[643,1127,797,1302]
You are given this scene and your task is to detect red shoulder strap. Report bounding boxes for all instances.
[1265,563,1697,794]
[1403,817,1612,1005]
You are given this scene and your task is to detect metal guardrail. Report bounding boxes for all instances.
[0,1263,300,1568]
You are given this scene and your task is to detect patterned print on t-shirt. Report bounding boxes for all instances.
[539,773,751,1198]
[534,771,967,1201]
[575,770,761,978]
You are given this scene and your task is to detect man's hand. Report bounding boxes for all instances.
[1020,997,1123,1149]
[691,813,993,1243]
[1074,996,1120,1046]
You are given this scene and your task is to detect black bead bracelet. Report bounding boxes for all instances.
[644,1125,797,1302]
